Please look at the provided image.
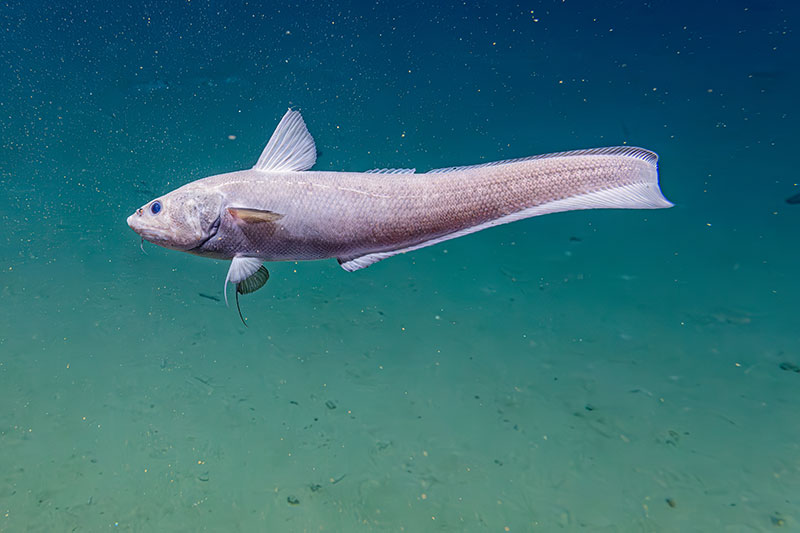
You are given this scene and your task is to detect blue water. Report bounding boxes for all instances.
[1,1,798,531]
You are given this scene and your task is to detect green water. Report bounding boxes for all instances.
[1,1,798,531]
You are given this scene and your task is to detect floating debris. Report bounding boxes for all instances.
[771,512,785,526]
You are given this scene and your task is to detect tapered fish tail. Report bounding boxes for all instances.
[338,146,672,271]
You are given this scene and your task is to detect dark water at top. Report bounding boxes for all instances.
[1,1,798,531]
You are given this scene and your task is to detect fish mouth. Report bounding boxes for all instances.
[126,212,176,248]
[127,213,148,237]
[127,213,159,241]
[127,211,220,251]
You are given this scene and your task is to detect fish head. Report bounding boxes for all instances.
[127,187,223,252]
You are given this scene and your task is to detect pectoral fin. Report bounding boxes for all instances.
[228,207,283,224]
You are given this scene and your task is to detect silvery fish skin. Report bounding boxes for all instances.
[127,109,672,299]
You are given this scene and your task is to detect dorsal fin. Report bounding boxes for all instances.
[253,108,317,172]
[426,146,658,174]
[364,168,416,174]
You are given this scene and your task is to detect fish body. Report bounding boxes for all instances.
[127,109,672,303]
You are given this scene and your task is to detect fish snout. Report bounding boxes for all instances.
[127,208,149,235]
[127,211,141,233]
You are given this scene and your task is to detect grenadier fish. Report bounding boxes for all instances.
[127,109,672,323]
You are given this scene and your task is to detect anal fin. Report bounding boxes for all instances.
[337,182,672,272]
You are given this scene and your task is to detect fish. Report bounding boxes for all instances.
[127,108,673,321]
[786,192,800,205]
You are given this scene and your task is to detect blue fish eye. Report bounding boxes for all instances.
[150,201,162,215]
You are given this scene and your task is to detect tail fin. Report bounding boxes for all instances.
[339,147,672,271]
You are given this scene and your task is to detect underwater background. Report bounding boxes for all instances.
[1,0,798,531]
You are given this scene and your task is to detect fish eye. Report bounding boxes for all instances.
[150,201,162,215]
